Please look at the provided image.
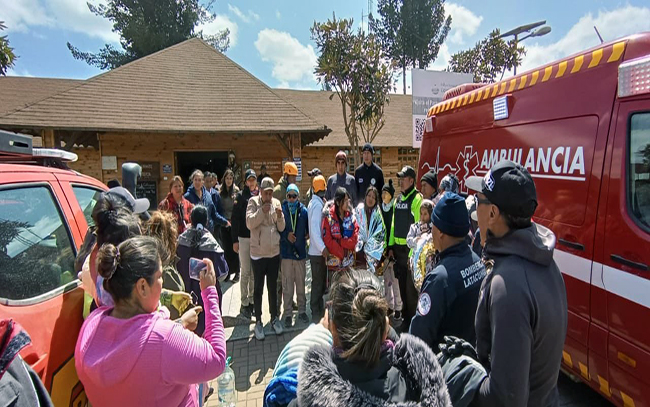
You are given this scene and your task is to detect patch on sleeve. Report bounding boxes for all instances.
[417,293,431,316]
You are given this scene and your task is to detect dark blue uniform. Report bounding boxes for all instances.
[410,242,485,352]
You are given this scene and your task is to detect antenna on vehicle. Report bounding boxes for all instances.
[594,26,604,44]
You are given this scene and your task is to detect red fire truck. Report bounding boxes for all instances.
[419,33,650,406]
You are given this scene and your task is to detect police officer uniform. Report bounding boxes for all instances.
[355,143,384,203]
[410,193,485,352]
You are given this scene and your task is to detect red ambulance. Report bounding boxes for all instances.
[419,33,650,407]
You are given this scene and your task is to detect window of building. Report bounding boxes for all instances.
[0,186,76,301]
[629,113,650,229]
[72,186,103,228]
[344,148,383,171]
[398,147,419,169]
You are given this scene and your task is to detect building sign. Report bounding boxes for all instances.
[162,164,172,174]
[101,156,117,170]
[248,161,282,173]
[412,69,473,148]
[138,161,160,181]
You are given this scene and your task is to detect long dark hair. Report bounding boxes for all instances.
[97,236,161,301]
[364,186,379,220]
[220,169,235,197]
[330,268,388,367]
[334,187,349,219]
[92,193,141,246]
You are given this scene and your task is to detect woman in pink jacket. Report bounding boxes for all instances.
[75,236,226,407]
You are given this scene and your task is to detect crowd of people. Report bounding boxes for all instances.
[54,147,568,407]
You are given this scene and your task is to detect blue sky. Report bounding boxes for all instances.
[2,0,650,93]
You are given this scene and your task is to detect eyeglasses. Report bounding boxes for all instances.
[287,194,298,200]
[474,193,491,206]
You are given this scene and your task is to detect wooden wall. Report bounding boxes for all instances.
[68,132,412,204]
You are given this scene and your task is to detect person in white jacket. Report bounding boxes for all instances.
[308,175,328,323]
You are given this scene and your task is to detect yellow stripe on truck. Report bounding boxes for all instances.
[608,41,625,63]
[589,48,603,68]
[571,55,584,73]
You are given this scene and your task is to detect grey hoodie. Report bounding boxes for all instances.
[474,223,568,407]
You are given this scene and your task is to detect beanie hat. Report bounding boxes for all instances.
[382,179,395,197]
[335,151,347,163]
[432,192,470,237]
[421,170,438,190]
[440,174,460,194]
[287,184,299,196]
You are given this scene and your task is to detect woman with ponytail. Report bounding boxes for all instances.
[75,236,227,407]
[288,268,451,407]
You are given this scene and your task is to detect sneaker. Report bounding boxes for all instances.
[254,322,265,341]
[241,305,252,320]
[271,318,284,335]
[232,273,240,283]
[283,315,293,328]
[298,313,309,324]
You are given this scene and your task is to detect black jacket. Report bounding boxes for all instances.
[293,334,452,407]
[474,224,568,407]
[231,187,254,241]
[355,162,384,203]
[410,242,485,352]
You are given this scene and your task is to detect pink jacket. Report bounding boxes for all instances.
[75,286,226,407]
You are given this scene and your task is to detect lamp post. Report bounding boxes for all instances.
[500,21,552,75]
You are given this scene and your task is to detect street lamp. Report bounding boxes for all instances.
[500,21,552,75]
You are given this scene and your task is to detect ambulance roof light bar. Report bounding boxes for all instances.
[32,148,78,162]
[618,54,650,98]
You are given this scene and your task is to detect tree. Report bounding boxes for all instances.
[0,21,17,76]
[370,0,451,94]
[67,0,230,70]
[448,29,525,83]
[311,15,395,166]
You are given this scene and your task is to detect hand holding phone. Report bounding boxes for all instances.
[189,257,207,281]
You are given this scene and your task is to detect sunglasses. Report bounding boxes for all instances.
[474,193,491,206]
[287,194,298,199]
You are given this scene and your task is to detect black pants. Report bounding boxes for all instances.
[393,245,417,329]
[252,256,280,321]
[221,225,240,277]
[309,254,327,321]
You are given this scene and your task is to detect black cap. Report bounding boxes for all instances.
[420,170,438,189]
[362,143,374,154]
[397,165,416,179]
[466,160,538,218]
[307,167,322,177]
[245,168,256,180]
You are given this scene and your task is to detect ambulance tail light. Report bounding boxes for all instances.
[493,95,510,121]
[425,116,435,133]
[618,55,650,98]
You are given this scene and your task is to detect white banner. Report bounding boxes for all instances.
[412,69,473,148]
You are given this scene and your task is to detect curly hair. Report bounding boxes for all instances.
[143,211,178,266]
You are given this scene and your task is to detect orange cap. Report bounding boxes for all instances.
[312,175,326,193]
[284,162,299,176]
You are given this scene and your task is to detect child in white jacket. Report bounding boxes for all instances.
[407,199,434,249]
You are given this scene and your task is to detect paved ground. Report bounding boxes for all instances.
[205,263,613,407]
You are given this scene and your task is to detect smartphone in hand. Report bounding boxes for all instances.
[189,257,207,281]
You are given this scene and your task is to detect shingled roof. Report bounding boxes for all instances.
[275,89,412,147]
[0,77,81,116]
[0,38,330,144]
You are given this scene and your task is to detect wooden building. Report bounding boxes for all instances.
[0,38,414,204]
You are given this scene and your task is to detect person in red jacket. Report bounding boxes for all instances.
[322,187,359,273]
[158,175,194,234]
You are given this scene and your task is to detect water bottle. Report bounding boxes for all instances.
[217,356,236,407]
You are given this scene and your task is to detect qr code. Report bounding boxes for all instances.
[415,118,426,141]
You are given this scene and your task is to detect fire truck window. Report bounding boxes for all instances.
[0,186,76,301]
[72,186,103,228]
[629,113,650,229]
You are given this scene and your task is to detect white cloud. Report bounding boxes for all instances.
[228,4,260,24]
[197,15,239,48]
[520,5,650,72]
[6,67,34,77]
[255,29,318,88]
[1,0,54,32]
[276,10,281,20]
[445,3,483,45]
